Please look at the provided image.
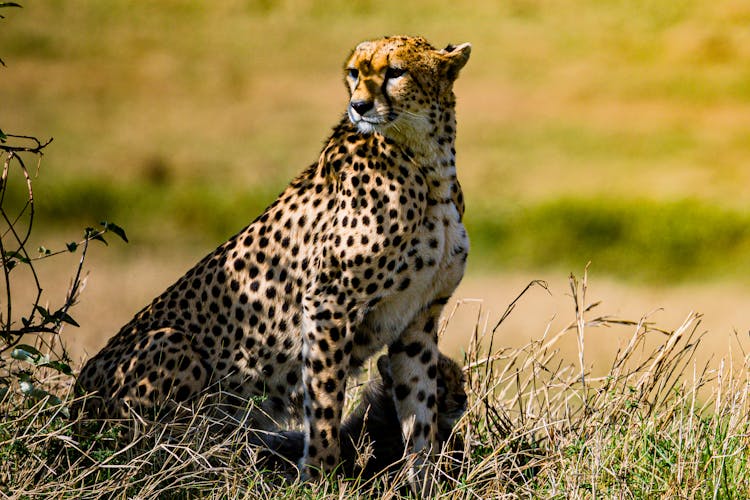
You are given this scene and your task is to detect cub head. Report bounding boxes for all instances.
[436,353,468,422]
[344,36,471,137]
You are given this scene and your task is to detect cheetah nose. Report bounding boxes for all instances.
[350,100,374,116]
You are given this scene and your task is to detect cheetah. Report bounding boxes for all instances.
[256,352,467,478]
[76,35,471,479]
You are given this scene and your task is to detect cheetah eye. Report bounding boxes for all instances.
[347,68,359,80]
[385,67,406,80]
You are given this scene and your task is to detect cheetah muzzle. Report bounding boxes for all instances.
[76,35,471,483]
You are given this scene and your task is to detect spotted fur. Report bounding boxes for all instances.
[76,35,471,479]
[255,353,466,477]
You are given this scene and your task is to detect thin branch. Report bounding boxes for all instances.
[0,135,53,155]
[0,152,43,332]
[0,153,13,338]
[59,232,91,323]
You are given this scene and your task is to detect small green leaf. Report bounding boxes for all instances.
[66,241,78,252]
[11,347,38,363]
[19,379,34,395]
[24,384,56,402]
[34,305,53,321]
[85,227,107,245]
[40,360,74,376]
[38,246,51,256]
[55,310,80,328]
[18,378,67,412]
[59,406,71,418]
[100,221,129,243]
[4,250,30,264]
[0,128,6,142]
[14,344,43,357]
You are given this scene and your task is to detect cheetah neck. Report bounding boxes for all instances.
[401,92,461,209]
[322,92,464,212]
[386,92,459,172]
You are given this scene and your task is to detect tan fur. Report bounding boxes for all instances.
[76,36,471,481]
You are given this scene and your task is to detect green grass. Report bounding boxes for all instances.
[9,175,750,282]
[468,197,750,282]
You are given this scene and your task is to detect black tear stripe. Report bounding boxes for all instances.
[381,76,393,116]
[381,54,393,115]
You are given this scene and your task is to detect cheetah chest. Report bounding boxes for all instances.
[351,198,468,361]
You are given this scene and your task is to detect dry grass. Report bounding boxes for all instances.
[3,272,749,498]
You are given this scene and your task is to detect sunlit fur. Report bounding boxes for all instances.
[76,37,471,491]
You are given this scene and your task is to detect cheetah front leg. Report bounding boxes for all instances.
[387,299,445,489]
[299,294,350,478]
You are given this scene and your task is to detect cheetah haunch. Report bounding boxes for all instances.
[77,35,471,480]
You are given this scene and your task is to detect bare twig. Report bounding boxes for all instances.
[0,135,53,154]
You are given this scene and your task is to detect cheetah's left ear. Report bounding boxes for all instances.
[438,42,471,81]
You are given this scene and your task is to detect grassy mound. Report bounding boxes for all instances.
[3,274,748,498]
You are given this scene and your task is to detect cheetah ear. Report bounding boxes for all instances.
[437,42,471,81]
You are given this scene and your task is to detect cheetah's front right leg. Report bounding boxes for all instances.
[387,301,445,494]
[299,294,350,478]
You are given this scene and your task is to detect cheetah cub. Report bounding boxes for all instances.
[256,352,467,478]
[77,36,471,479]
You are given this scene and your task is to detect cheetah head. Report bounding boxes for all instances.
[344,36,471,138]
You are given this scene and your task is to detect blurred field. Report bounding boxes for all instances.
[2,1,750,361]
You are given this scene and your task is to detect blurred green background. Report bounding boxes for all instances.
[3,0,750,283]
